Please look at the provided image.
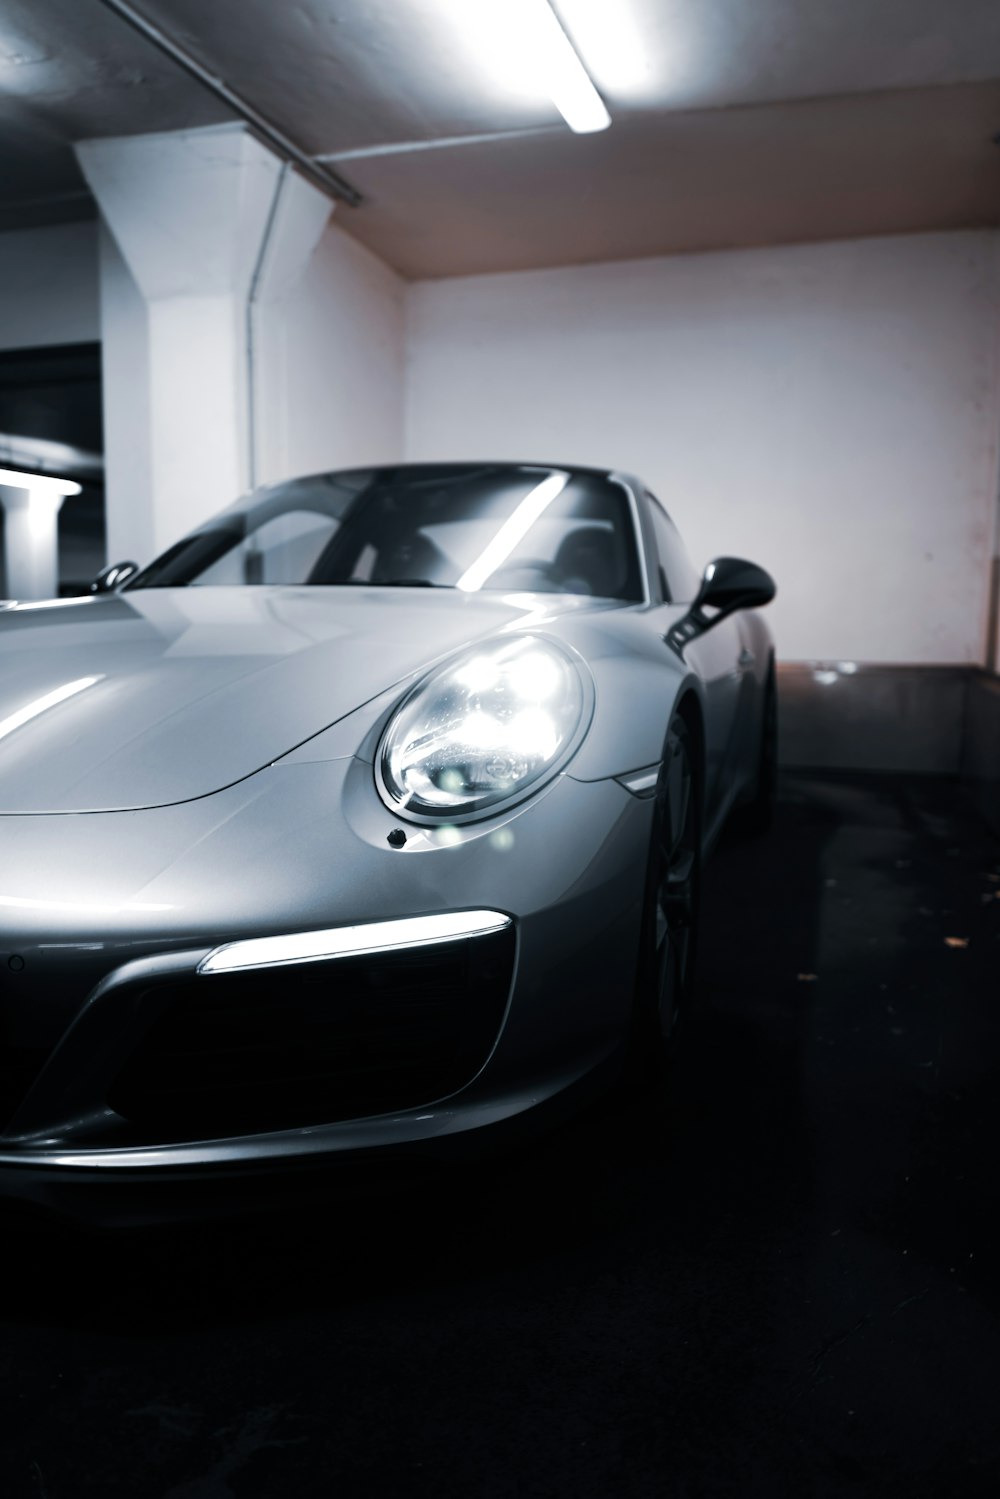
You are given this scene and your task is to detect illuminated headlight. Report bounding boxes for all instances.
[377,635,591,822]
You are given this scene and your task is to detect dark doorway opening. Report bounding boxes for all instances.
[0,341,105,596]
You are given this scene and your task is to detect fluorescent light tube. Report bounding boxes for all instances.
[551,0,652,103]
[522,0,611,133]
[0,468,82,496]
[440,0,611,134]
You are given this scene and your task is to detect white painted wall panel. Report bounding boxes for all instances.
[98,224,153,564]
[100,213,406,565]
[405,231,1000,664]
[256,221,406,486]
[1,214,996,669]
[0,221,100,351]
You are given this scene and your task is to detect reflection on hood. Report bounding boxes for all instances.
[0,586,591,813]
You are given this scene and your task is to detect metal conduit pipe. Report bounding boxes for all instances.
[245,162,291,493]
[94,0,363,208]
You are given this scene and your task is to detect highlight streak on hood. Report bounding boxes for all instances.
[0,586,591,813]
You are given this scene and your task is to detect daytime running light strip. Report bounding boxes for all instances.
[199,910,512,974]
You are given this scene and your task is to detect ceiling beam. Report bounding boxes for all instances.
[94,0,363,208]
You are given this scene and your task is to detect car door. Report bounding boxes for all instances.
[685,613,749,825]
[644,495,750,828]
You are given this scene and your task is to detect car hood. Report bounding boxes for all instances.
[0,587,587,813]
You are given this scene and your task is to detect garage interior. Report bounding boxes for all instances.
[0,1,999,1494]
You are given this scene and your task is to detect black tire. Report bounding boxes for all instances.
[732,666,777,836]
[628,712,702,1083]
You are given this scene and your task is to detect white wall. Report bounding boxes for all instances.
[97,212,406,565]
[98,225,153,563]
[256,221,406,486]
[2,215,997,666]
[405,231,1000,665]
[0,221,100,352]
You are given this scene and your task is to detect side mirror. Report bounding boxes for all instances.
[666,556,775,654]
[695,556,776,616]
[91,560,139,594]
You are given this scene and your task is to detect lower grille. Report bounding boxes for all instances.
[107,928,515,1139]
[0,1043,53,1132]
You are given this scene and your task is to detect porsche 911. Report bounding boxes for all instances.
[0,461,775,1219]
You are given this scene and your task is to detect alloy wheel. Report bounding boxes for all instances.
[652,719,699,1043]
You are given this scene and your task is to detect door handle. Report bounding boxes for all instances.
[738,648,756,669]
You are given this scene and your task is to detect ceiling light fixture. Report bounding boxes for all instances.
[520,0,611,132]
[442,0,611,134]
[0,468,82,498]
[553,0,653,102]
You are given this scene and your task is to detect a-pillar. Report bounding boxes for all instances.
[75,125,331,567]
[0,471,82,602]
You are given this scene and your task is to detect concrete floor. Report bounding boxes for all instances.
[1,773,999,1498]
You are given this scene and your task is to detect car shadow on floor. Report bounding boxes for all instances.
[0,775,842,1334]
[3,774,1000,1499]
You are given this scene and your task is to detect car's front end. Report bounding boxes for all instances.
[0,461,708,1222]
[0,731,655,1222]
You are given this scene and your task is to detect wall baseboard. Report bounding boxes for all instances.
[962,670,1000,836]
[776,662,972,775]
[776,662,1000,834]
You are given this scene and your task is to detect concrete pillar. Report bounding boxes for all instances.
[75,125,331,564]
[0,471,81,601]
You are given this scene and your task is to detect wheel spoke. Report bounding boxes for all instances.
[661,739,692,866]
[650,724,699,1042]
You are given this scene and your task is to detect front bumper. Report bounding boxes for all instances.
[0,757,651,1215]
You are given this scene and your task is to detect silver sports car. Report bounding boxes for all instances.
[0,462,775,1219]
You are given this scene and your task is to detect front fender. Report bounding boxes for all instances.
[566,655,705,782]
[279,610,707,788]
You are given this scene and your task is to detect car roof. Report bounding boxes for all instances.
[256,459,632,493]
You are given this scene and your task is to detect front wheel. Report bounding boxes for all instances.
[628,713,702,1081]
[732,666,777,836]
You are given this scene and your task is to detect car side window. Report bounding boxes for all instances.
[645,494,700,605]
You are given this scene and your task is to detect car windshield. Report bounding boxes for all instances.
[128,464,644,601]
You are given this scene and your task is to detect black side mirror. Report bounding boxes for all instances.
[667,556,775,654]
[695,556,776,616]
[91,561,139,594]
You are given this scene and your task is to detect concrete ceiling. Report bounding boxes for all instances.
[0,0,998,274]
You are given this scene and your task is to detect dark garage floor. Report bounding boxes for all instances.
[1,773,999,1499]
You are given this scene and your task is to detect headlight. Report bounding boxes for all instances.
[377,635,591,822]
